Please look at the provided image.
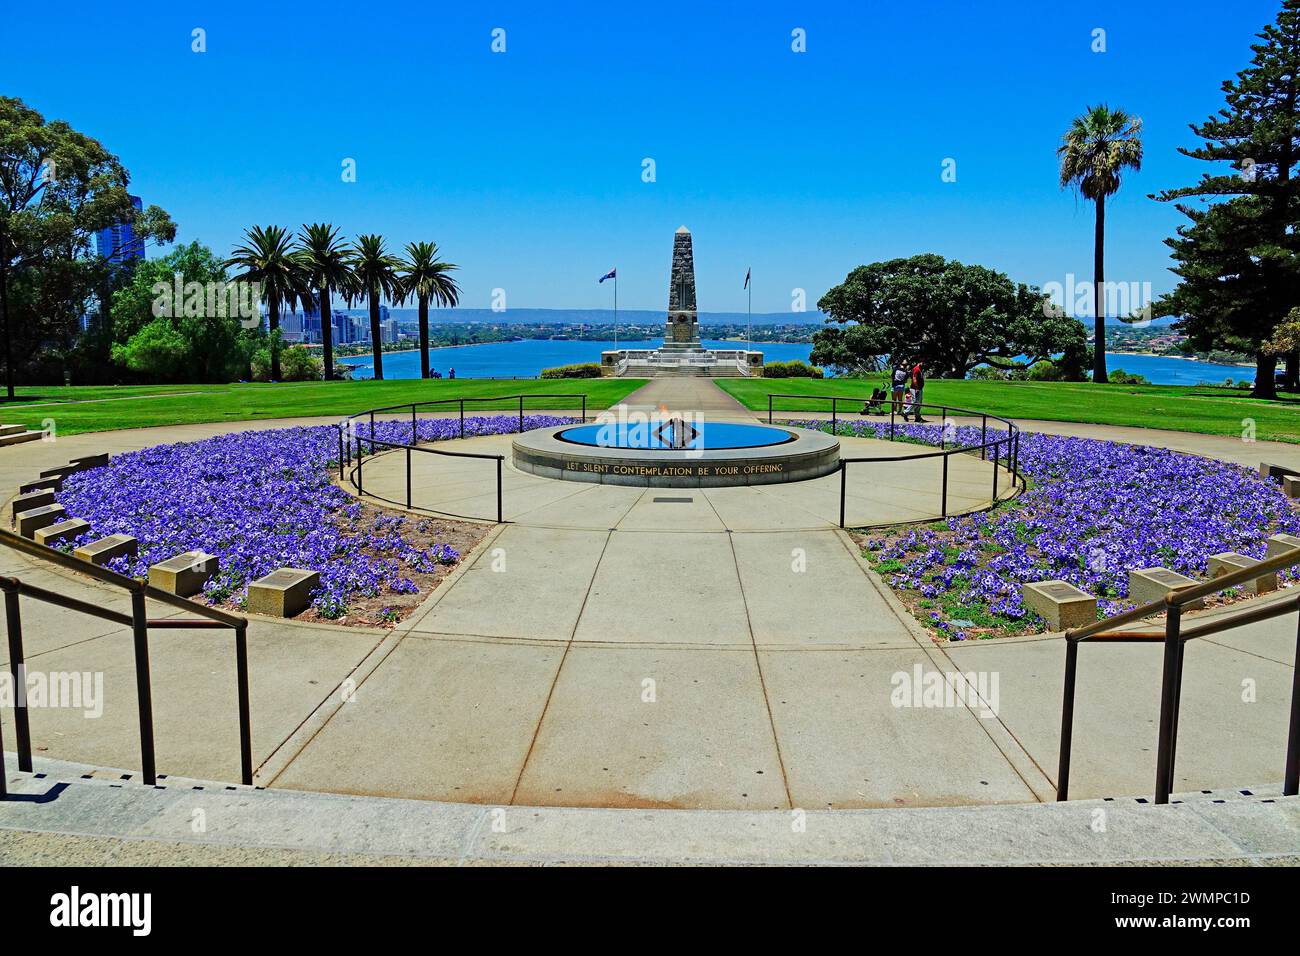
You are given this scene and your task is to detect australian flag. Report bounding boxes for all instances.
[744,267,751,290]
[599,267,617,283]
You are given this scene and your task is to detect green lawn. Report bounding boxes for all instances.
[0,379,646,436]
[716,377,1300,443]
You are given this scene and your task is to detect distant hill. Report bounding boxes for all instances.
[345,307,828,327]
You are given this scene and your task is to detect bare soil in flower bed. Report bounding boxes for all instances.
[293,504,490,628]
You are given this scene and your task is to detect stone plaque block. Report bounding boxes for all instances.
[149,551,219,597]
[15,504,66,538]
[1283,476,1300,499]
[1022,579,1097,631]
[74,534,139,566]
[248,567,319,617]
[1266,533,1300,561]
[34,518,91,548]
[68,453,109,470]
[11,489,55,518]
[1259,462,1300,482]
[1128,567,1204,610]
[19,477,61,495]
[1207,552,1277,595]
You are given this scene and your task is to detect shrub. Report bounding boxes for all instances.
[540,362,602,379]
[251,344,323,382]
[763,360,825,378]
[1106,368,1151,385]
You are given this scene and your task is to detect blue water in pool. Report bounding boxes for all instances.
[559,421,792,451]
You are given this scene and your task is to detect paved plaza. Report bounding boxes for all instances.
[1,381,1297,821]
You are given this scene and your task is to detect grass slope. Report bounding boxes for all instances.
[716,378,1300,443]
[0,379,645,436]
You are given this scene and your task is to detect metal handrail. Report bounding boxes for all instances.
[764,393,1024,527]
[0,527,252,796]
[1057,546,1300,805]
[337,392,591,523]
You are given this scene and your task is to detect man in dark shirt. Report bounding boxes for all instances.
[909,362,927,423]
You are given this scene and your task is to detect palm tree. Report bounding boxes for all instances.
[225,225,308,381]
[349,234,403,380]
[399,242,462,378]
[1058,104,1143,384]
[294,224,353,381]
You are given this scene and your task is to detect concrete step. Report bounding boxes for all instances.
[0,428,43,448]
[2,754,1296,866]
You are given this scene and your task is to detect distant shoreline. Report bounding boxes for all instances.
[1109,350,1254,370]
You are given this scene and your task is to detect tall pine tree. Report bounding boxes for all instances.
[1153,0,1300,398]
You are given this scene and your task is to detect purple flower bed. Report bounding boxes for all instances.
[54,415,574,618]
[799,419,1300,638]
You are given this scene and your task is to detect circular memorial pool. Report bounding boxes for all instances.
[557,421,793,451]
[512,418,841,488]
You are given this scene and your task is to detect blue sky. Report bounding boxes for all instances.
[1,0,1280,313]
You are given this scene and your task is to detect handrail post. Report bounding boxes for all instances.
[1056,638,1079,800]
[459,399,465,439]
[981,415,987,461]
[838,462,847,528]
[130,589,157,786]
[357,440,364,495]
[518,395,524,434]
[940,408,946,450]
[496,457,503,523]
[1153,603,1182,804]
[831,397,837,433]
[337,426,344,480]
[582,395,587,422]
[767,393,772,425]
[941,454,949,518]
[234,621,253,786]
[991,439,999,503]
[406,446,412,510]
[889,404,895,441]
[1283,601,1300,796]
[411,405,417,446]
[4,585,33,771]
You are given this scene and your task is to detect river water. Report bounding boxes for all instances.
[337,339,1255,386]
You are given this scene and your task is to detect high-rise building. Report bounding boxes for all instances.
[95,195,145,264]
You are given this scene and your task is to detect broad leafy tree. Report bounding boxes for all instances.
[349,234,403,380]
[399,241,461,379]
[1058,104,1144,384]
[1152,0,1300,399]
[225,225,308,382]
[0,95,173,394]
[812,254,1087,378]
[109,241,252,382]
[294,223,353,381]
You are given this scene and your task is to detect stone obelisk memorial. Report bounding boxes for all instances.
[600,226,763,377]
[661,226,702,351]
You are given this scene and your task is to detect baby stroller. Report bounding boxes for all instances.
[860,387,888,415]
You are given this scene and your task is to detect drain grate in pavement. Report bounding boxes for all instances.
[653,496,694,503]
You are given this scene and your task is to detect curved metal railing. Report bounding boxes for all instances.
[764,393,1024,527]
[336,393,593,522]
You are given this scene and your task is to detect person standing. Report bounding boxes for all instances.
[890,359,909,415]
[910,361,927,423]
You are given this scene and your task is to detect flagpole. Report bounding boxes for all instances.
[614,272,618,349]
[747,269,752,352]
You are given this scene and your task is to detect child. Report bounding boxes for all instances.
[902,387,916,421]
